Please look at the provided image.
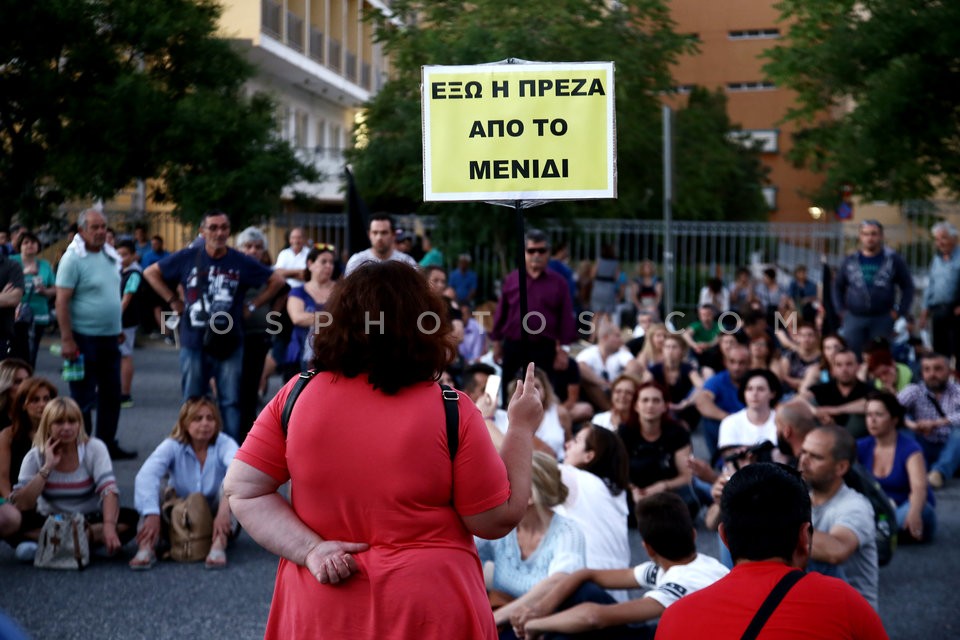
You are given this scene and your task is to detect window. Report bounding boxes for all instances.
[672,84,695,95]
[727,129,779,153]
[728,29,780,40]
[762,186,778,211]
[331,125,342,151]
[294,110,309,149]
[726,81,776,92]
[315,120,326,153]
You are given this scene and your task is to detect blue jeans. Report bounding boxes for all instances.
[70,333,122,447]
[895,501,937,542]
[841,312,894,357]
[915,427,960,480]
[179,345,244,439]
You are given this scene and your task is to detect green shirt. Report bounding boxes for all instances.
[55,249,121,336]
[12,256,55,325]
[689,320,720,344]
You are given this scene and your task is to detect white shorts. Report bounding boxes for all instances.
[119,327,137,357]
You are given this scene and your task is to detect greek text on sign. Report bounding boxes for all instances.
[422,62,617,202]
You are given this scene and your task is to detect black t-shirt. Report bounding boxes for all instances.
[809,380,871,426]
[548,355,581,403]
[618,420,691,488]
[650,363,696,405]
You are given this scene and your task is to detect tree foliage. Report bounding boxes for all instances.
[674,88,769,221]
[0,0,316,229]
[346,0,768,251]
[763,0,960,205]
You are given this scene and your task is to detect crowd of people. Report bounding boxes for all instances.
[1,211,958,638]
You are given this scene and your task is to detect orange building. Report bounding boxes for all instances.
[666,1,824,222]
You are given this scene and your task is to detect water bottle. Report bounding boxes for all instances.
[62,354,85,382]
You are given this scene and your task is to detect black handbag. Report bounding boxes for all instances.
[195,248,240,360]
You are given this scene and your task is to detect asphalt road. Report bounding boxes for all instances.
[1,339,957,639]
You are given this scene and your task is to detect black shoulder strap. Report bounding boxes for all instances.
[740,570,805,640]
[281,370,318,436]
[279,374,460,462]
[925,392,948,419]
[440,384,459,460]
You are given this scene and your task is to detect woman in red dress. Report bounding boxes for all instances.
[225,260,544,639]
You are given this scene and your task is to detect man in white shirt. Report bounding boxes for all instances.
[345,214,418,276]
[273,227,308,288]
[576,321,634,411]
[511,492,728,639]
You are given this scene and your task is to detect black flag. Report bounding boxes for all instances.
[345,166,370,256]
[821,257,840,337]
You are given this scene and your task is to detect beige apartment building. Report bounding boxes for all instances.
[666,0,826,223]
[219,0,389,210]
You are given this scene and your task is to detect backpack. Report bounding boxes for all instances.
[844,461,897,567]
[280,371,460,459]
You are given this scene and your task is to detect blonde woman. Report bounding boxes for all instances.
[476,451,587,632]
[11,397,137,561]
[629,323,668,376]
[130,397,239,570]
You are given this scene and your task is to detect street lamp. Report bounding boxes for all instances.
[808,206,825,220]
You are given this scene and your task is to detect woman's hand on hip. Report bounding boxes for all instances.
[305,539,370,585]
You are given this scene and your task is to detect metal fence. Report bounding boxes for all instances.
[46,209,935,315]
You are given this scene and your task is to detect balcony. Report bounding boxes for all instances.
[262,0,281,38]
[328,38,342,72]
[309,27,324,64]
[345,52,357,83]
[286,12,304,53]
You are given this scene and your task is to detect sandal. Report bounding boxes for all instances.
[129,548,156,571]
[204,548,227,570]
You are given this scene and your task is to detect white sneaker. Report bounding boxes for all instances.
[15,541,38,563]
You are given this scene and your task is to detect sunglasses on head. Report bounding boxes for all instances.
[526,247,548,255]
[315,242,336,252]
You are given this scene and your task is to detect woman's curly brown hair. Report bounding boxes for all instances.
[311,261,458,394]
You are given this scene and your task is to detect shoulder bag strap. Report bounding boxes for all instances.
[740,570,806,640]
[194,247,208,315]
[440,384,460,460]
[281,370,318,436]
[925,392,948,420]
[279,375,460,462]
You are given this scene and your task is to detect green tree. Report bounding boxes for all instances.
[763,0,960,205]
[674,87,769,221]
[348,0,764,253]
[0,0,316,229]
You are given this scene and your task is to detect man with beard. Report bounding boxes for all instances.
[897,352,960,489]
[804,348,871,437]
[799,426,879,610]
[657,463,887,639]
[694,344,749,464]
[774,399,820,464]
[344,214,417,276]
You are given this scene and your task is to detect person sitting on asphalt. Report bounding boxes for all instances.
[717,369,782,459]
[475,451,586,636]
[619,382,699,520]
[576,321,634,413]
[591,373,642,433]
[803,348,871,438]
[656,463,887,639]
[554,425,632,601]
[11,397,138,563]
[130,397,239,570]
[644,334,703,431]
[0,377,57,546]
[896,352,960,490]
[800,425,879,610]
[510,492,728,640]
[499,371,573,461]
[859,391,936,543]
[779,321,821,394]
[693,344,749,465]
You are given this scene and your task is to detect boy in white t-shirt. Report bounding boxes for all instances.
[511,492,728,639]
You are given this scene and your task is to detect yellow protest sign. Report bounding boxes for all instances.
[422,62,616,202]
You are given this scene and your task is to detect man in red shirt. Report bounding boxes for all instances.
[656,463,887,639]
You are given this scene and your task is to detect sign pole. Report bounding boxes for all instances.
[662,105,675,317]
[514,200,529,375]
